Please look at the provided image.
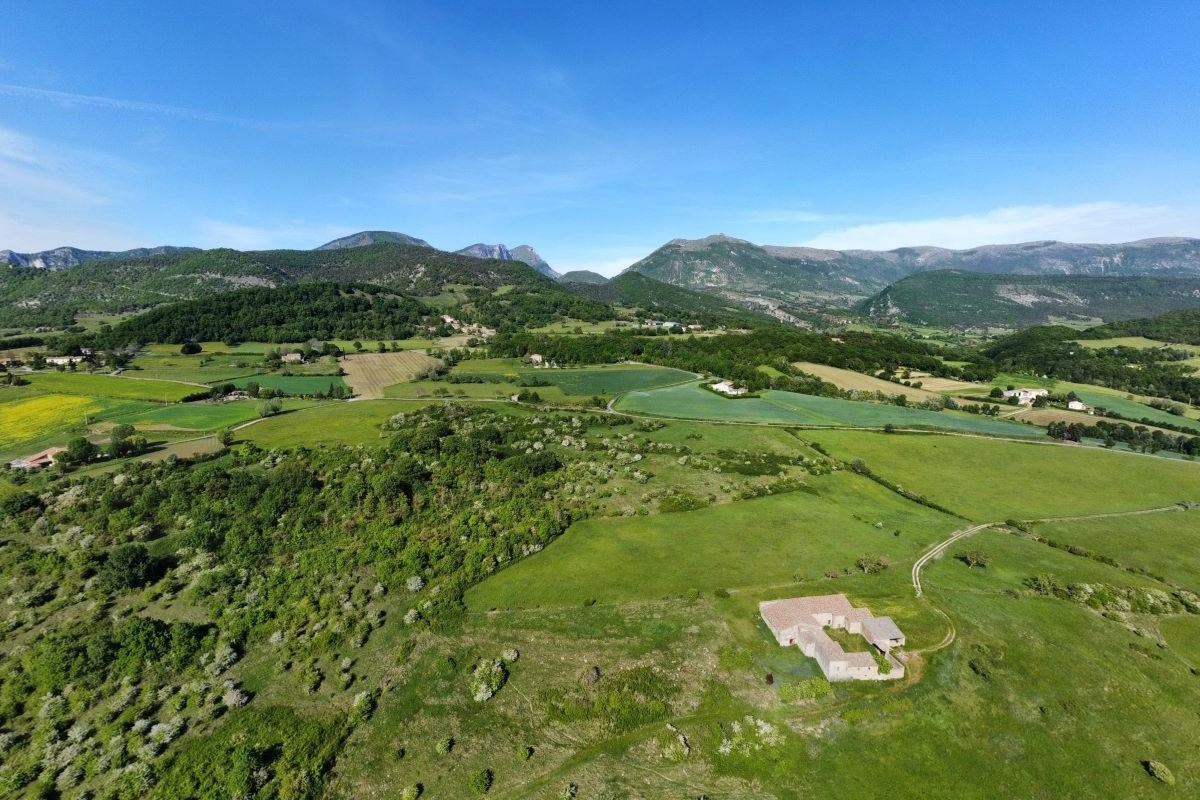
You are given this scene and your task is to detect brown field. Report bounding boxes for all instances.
[1005,405,1183,435]
[341,351,442,398]
[906,371,985,394]
[793,362,945,402]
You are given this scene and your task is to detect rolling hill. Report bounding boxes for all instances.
[1080,307,1200,345]
[315,230,432,250]
[858,270,1200,328]
[563,271,771,326]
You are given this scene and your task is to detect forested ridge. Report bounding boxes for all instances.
[95,283,431,344]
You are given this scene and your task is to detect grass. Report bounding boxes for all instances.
[467,471,960,611]
[383,380,569,402]
[0,394,103,449]
[341,351,441,399]
[238,399,438,447]
[616,382,1044,437]
[802,429,1200,520]
[231,374,347,395]
[125,353,267,384]
[24,371,204,401]
[453,359,697,396]
[1031,510,1200,590]
[115,400,317,431]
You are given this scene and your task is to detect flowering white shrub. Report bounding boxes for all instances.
[407,575,425,592]
[469,659,508,702]
[717,716,783,757]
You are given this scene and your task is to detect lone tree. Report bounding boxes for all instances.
[856,554,888,574]
[180,341,202,355]
[957,550,992,569]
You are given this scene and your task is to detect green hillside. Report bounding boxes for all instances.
[859,270,1200,328]
[0,243,551,327]
[565,271,771,326]
[1081,307,1200,345]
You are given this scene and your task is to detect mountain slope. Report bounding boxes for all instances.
[455,243,558,279]
[0,245,198,270]
[559,270,608,285]
[625,235,1200,306]
[565,272,771,326]
[0,243,550,327]
[315,231,431,250]
[1080,308,1200,345]
[859,270,1200,328]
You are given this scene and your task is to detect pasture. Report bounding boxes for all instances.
[340,351,441,398]
[615,382,1043,437]
[237,399,435,447]
[1031,509,1200,590]
[467,471,959,612]
[231,374,347,395]
[24,371,204,402]
[115,400,316,431]
[452,359,698,396]
[802,430,1200,519]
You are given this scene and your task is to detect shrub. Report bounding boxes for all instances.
[1143,759,1175,785]
[778,678,833,702]
[436,736,454,755]
[400,784,423,800]
[468,768,493,795]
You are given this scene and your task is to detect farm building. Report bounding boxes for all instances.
[711,380,747,396]
[1003,387,1049,405]
[8,446,67,470]
[528,354,544,366]
[280,352,305,364]
[759,594,905,682]
[44,356,84,367]
[1067,399,1088,412]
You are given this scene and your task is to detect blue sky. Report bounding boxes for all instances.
[3,1,1199,274]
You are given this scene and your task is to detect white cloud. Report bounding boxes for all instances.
[801,202,1200,251]
[194,219,352,251]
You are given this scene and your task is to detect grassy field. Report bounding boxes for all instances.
[341,351,441,398]
[803,430,1200,519]
[616,382,1044,437]
[467,471,961,611]
[0,393,103,449]
[115,399,317,431]
[125,352,267,384]
[453,360,697,396]
[383,380,569,402]
[1031,510,1200,590]
[24,371,204,401]
[231,374,347,395]
[794,362,945,403]
[237,399,437,447]
[1077,336,1200,354]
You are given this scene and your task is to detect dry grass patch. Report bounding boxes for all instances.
[793,362,944,403]
[342,351,442,398]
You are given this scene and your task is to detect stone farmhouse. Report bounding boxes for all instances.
[8,446,67,470]
[1003,387,1049,405]
[760,594,905,682]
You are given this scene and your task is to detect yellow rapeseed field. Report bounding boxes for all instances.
[0,394,102,449]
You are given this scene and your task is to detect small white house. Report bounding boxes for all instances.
[1067,399,1088,412]
[528,354,544,366]
[280,352,305,364]
[711,380,747,396]
[1002,388,1049,405]
[44,356,84,367]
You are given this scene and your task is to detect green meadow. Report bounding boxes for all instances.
[616,381,1044,437]
[116,399,318,431]
[467,471,959,611]
[237,399,436,447]
[453,360,697,396]
[231,374,347,395]
[803,430,1200,519]
[23,371,204,401]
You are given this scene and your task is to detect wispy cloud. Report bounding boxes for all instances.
[0,82,261,126]
[0,126,145,251]
[801,202,1200,250]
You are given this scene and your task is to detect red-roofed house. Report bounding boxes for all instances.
[759,594,905,681]
[8,446,67,470]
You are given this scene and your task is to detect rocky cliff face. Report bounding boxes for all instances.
[0,245,197,270]
[455,243,558,279]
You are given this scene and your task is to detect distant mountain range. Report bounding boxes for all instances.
[452,243,558,279]
[316,231,431,250]
[858,270,1200,328]
[624,234,1200,301]
[0,245,199,271]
